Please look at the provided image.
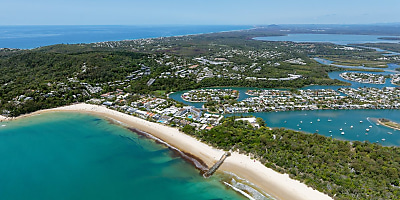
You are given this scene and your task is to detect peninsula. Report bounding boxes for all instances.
[1,25,400,200]
[0,103,333,200]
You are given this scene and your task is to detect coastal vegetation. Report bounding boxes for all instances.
[1,25,400,199]
[378,37,400,41]
[1,28,360,116]
[192,118,400,200]
[360,43,400,55]
[313,55,392,68]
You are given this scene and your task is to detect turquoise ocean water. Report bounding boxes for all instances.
[0,112,247,200]
[2,27,400,199]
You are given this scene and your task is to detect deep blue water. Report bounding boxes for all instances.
[0,113,247,200]
[0,25,252,49]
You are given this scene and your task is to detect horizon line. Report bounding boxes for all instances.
[0,22,399,26]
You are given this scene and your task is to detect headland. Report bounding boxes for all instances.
[3,103,332,200]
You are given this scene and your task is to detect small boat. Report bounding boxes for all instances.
[329,130,332,133]
[299,128,302,130]
[345,122,347,125]
[310,122,313,124]
[350,126,353,129]
[388,132,393,135]
[297,124,299,126]
[284,121,287,123]
[300,121,303,123]
[339,128,343,131]
[360,121,363,123]
[1,124,5,127]
[366,128,370,132]
[365,133,368,135]
[369,125,373,128]
[382,138,386,141]
[341,132,345,135]
[328,119,332,122]
[317,119,320,122]
[376,123,380,126]
[316,130,319,132]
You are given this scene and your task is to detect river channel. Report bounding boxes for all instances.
[170,34,400,146]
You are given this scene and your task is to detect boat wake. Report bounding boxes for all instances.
[366,117,374,125]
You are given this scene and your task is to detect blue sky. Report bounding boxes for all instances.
[1,0,399,25]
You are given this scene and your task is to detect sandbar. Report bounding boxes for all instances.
[376,118,400,131]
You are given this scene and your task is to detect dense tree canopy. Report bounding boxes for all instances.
[190,118,400,200]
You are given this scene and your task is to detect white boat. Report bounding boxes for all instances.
[1,124,5,127]
[369,125,373,128]
[360,121,363,123]
[388,132,393,135]
[310,122,313,124]
[328,119,332,122]
[366,128,370,132]
[317,119,320,122]
[300,121,303,123]
[339,128,343,131]
[350,126,353,129]
[329,130,332,133]
[341,132,345,135]
[382,138,386,141]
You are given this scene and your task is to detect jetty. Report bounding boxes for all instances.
[203,151,231,178]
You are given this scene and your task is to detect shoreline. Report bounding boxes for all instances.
[0,25,253,50]
[1,103,332,200]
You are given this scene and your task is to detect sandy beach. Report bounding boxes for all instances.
[375,118,400,131]
[3,103,332,200]
[0,115,10,121]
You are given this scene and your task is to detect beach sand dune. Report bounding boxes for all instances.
[7,103,333,200]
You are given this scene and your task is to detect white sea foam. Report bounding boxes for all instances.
[224,181,256,200]
[223,171,276,200]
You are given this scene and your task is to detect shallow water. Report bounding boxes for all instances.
[0,112,247,200]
